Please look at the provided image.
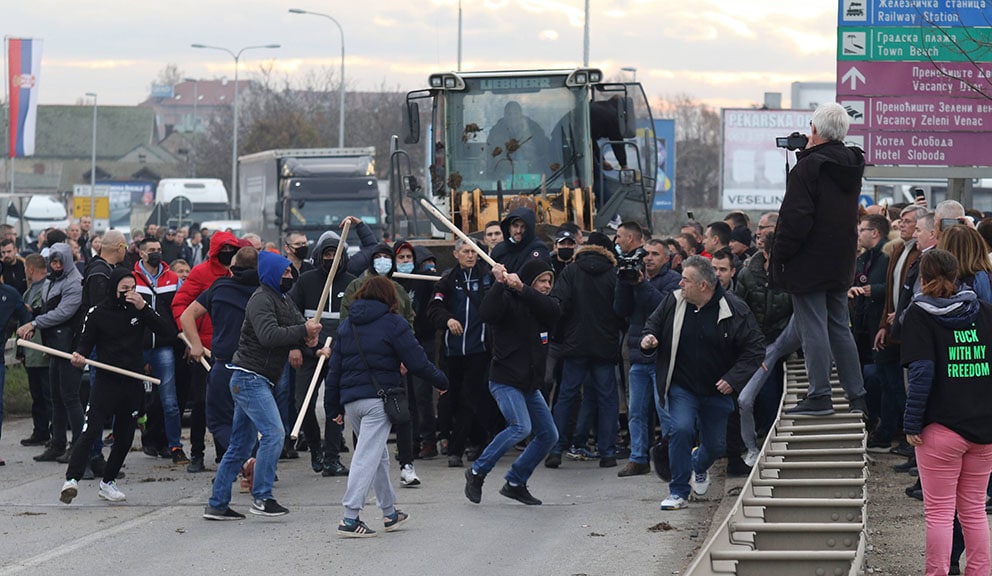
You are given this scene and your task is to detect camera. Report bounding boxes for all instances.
[617,246,647,284]
[775,132,809,151]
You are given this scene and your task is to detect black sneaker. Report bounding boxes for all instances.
[280,438,299,460]
[652,437,672,482]
[337,517,376,538]
[848,396,868,416]
[599,456,617,468]
[35,445,66,462]
[447,454,463,468]
[866,432,893,453]
[203,506,246,521]
[892,457,917,473]
[321,459,349,477]
[784,395,835,416]
[142,445,161,458]
[250,498,289,517]
[20,435,49,447]
[383,509,409,532]
[89,453,107,476]
[890,441,914,458]
[464,469,485,504]
[310,452,323,473]
[171,448,190,465]
[544,452,561,469]
[55,446,73,464]
[499,482,542,505]
[187,456,206,473]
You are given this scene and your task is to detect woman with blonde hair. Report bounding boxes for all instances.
[937,224,992,302]
[902,248,992,575]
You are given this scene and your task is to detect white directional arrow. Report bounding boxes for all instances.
[842,66,866,91]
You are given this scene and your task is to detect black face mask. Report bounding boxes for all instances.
[117,291,130,308]
[293,245,309,260]
[217,250,236,266]
[48,268,64,280]
[279,277,295,293]
[146,252,162,269]
[321,257,335,273]
[557,247,574,261]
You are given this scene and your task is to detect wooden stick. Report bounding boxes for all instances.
[392,271,442,282]
[415,198,498,267]
[314,220,351,323]
[17,338,161,385]
[178,332,212,371]
[290,336,333,440]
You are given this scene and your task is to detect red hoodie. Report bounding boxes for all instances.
[171,230,241,348]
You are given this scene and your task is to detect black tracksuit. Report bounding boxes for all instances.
[65,268,177,484]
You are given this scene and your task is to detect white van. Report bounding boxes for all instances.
[154,179,230,228]
[6,195,70,238]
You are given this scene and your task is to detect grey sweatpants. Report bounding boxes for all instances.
[342,397,396,521]
[791,290,866,401]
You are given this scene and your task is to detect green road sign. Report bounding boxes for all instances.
[838,27,992,62]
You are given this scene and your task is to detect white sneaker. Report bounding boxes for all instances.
[399,463,421,487]
[743,449,760,468]
[660,494,688,510]
[692,470,710,496]
[60,479,78,504]
[99,480,126,502]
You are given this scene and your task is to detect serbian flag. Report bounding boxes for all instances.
[7,38,43,158]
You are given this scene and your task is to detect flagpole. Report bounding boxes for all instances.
[4,36,11,198]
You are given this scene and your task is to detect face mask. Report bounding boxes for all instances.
[117,291,130,308]
[48,268,64,280]
[146,252,162,269]
[279,277,295,293]
[217,250,235,266]
[321,257,335,272]
[293,245,309,260]
[397,262,415,274]
[423,262,436,273]
[557,247,574,261]
[373,258,393,275]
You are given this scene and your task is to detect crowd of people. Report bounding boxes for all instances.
[0,101,990,565]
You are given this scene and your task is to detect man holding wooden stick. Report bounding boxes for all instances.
[60,267,177,504]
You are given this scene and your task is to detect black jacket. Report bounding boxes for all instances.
[771,140,865,294]
[551,244,622,362]
[481,281,560,392]
[490,207,551,274]
[734,251,793,342]
[76,267,177,375]
[427,263,492,357]
[851,239,890,361]
[289,232,357,360]
[614,268,681,364]
[642,286,765,397]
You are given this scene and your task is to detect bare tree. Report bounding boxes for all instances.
[655,94,721,209]
[156,64,185,87]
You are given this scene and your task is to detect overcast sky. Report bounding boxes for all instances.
[5,0,838,110]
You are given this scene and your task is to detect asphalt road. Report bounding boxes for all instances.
[0,415,726,576]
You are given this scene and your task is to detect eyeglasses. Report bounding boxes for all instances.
[858,227,875,234]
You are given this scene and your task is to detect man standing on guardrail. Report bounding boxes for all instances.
[641,256,764,510]
[771,102,869,417]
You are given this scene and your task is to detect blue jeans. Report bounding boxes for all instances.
[668,385,735,499]
[144,347,181,450]
[553,358,618,458]
[474,382,558,485]
[628,363,671,464]
[0,363,6,439]
[208,369,285,509]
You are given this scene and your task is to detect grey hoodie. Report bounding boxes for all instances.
[34,242,84,330]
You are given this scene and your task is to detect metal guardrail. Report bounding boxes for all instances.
[683,359,868,576]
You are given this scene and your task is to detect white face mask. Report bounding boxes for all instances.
[373,257,393,275]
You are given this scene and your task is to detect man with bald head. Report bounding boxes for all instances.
[82,230,128,310]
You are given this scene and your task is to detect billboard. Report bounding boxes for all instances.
[652,119,675,211]
[721,109,813,210]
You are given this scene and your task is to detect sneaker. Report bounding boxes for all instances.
[280,438,299,460]
[599,456,617,468]
[98,480,126,502]
[617,461,651,477]
[417,441,438,460]
[692,470,710,496]
[338,517,377,538]
[21,435,49,447]
[55,446,73,464]
[464,469,485,503]
[784,395,835,416]
[892,457,917,473]
[726,456,752,478]
[660,494,688,510]
[310,452,323,473]
[321,459,349,477]
[866,432,893,453]
[499,482,542,505]
[60,479,78,504]
[383,509,409,532]
[203,506,246,521]
[250,498,289,517]
[465,446,481,461]
[399,463,421,487]
[890,441,914,458]
[447,454,463,468]
[565,446,599,461]
[651,438,671,482]
[171,447,190,465]
[34,445,65,462]
[103,433,115,447]
[544,452,562,468]
[848,396,868,415]
[142,445,161,458]
[187,455,206,473]
[743,448,760,468]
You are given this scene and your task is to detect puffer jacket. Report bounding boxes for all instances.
[734,251,793,342]
[231,251,309,383]
[323,299,448,417]
[551,244,622,362]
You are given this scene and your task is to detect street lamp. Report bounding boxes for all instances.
[191,43,280,214]
[183,77,199,177]
[621,67,637,82]
[289,8,346,147]
[85,92,97,226]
